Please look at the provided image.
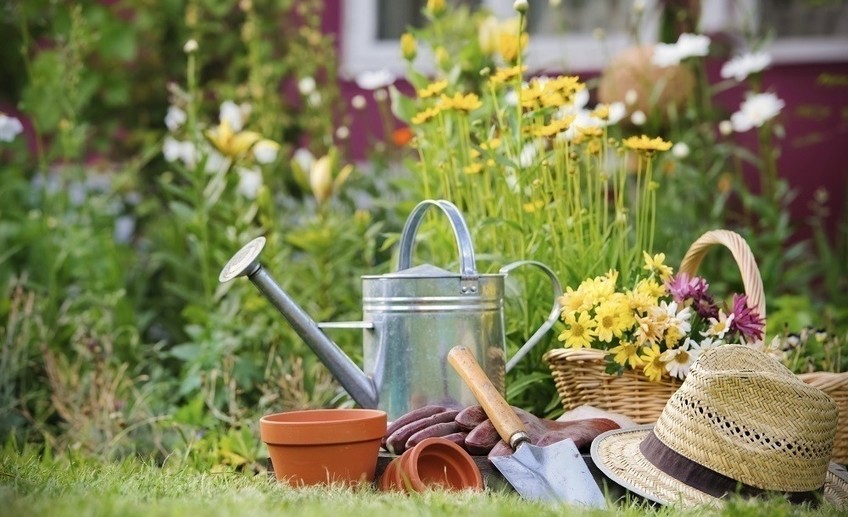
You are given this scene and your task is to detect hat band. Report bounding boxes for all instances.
[640,431,822,505]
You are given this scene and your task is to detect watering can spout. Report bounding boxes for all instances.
[218,237,379,409]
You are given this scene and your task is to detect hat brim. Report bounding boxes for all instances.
[590,424,848,509]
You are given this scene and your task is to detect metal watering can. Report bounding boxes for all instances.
[219,199,562,420]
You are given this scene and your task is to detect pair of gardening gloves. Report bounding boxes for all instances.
[381,404,620,457]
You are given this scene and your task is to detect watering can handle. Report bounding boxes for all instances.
[500,260,563,373]
[397,199,478,280]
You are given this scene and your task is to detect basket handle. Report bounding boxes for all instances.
[678,229,766,325]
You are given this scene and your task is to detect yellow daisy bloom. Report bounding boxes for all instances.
[635,278,667,300]
[642,251,674,281]
[640,344,666,382]
[594,299,631,343]
[439,92,482,112]
[411,106,442,125]
[488,65,526,87]
[557,311,597,349]
[610,341,644,369]
[558,287,588,315]
[623,135,673,155]
[417,80,448,99]
[634,309,668,347]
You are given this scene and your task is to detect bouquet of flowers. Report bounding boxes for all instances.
[556,252,766,382]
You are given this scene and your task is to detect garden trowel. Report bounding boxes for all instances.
[448,346,606,508]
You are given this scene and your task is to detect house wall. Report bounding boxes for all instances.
[323,0,848,239]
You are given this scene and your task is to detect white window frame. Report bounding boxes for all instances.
[700,0,848,64]
[341,0,848,78]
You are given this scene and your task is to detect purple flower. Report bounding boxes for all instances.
[729,294,765,341]
[693,295,719,320]
[665,273,711,304]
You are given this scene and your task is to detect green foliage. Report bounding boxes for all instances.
[0,449,842,517]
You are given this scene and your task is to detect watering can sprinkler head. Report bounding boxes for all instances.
[219,236,265,283]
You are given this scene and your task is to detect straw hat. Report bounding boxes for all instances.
[591,345,848,509]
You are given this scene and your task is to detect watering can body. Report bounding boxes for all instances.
[220,199,561,421]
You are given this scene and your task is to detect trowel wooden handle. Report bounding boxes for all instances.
[448,346,529,450]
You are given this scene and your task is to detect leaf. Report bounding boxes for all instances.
[389,85,417,123]
[170,343,200,362]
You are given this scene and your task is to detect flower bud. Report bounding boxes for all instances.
[183,39,198,54]
[513,0,528,14]
[400,33,417,61]
[310,155,333,205]
[426,0,445,16]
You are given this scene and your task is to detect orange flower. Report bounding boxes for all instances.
[392,126,414,147]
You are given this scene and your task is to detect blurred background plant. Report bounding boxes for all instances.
[0,0,389,470]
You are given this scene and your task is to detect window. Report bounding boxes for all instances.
[341,0,848,77]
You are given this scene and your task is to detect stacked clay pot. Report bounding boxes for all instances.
[378,437,483,492]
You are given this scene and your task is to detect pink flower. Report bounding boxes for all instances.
[729,294,764,341]
[665,273,709,302]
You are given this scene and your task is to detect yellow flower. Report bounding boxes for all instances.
[642,251,674,281]
[594,299,631,343]
[592,105,610,119]
[623,135,673,155]
[580,274,617,305]
[400,33,417,61]
[578,126,604,139]
[426,0,445,16]
[664,325,686,348]
[418,80,448,99]
[411,106,441,125]
[610,341,644,369]
[499,31,528,64]
[558,311,597,349]
[522,199,544,212]
[634,309,667,347]
[488,65,526,88]
[204,120,262,157]
[558,286,590,314]
[464,163,483,175]
[635,278,666,300]
[480,138,501,151]
[439,92,482,112]
[530,117,572,138]
[640,345,666,382]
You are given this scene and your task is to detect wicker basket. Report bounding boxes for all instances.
[544,229,848,464]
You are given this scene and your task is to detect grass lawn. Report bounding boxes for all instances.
[2,450,843,517]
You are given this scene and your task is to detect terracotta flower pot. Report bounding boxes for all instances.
[379,437,483,492]
[260,408,387,486]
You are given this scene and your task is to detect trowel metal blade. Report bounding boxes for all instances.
[490,438,606,508]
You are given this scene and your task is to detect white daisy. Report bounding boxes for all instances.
[720,51,772,82]
[701,309,735,339]
[660,338,700,380]
[355,69,396,90]
[730,92,785,132]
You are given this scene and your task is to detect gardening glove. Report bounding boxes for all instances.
[382,405,462,455]
[487,411,620,459]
